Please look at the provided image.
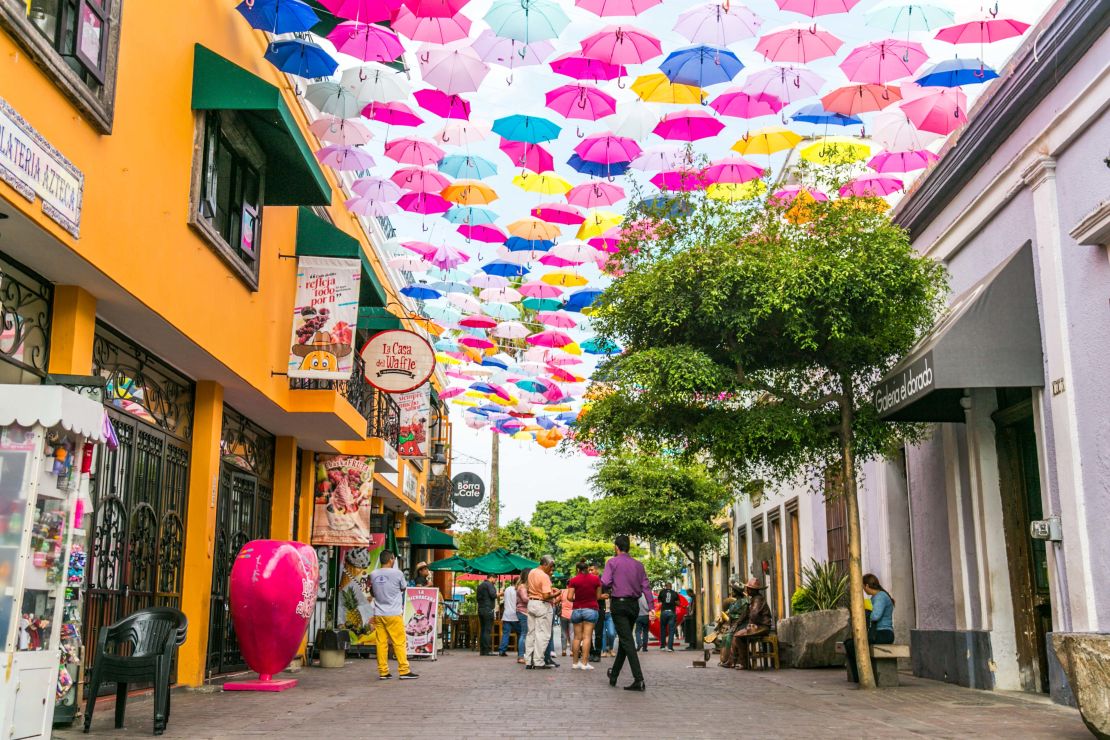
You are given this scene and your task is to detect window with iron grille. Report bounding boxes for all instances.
[0,253,52,384]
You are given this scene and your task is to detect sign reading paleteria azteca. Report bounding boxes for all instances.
[360,330,436,393]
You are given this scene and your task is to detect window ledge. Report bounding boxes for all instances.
[1070,200,1110,248]
[188,217,260,292]
[0,3,119,135]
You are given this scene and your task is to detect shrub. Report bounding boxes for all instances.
[794,559,848,612]
[791,587,813,615]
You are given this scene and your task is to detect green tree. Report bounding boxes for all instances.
[576,171,948,687]
[499,518,546,561]
[530,497,597,563]
[644,549,685,588]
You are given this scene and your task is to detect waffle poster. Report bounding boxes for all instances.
[404,587,439,658]
[311,455,373,547]
[396,386,431,459]
[336,535,387,647]
[288,256,360,381]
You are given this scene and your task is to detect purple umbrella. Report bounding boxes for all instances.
[316,145,376,170]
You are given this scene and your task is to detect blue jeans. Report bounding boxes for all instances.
[499,620,522,656]
[660,610,676,649]
[635,615,650,650]
[601,612,616,652]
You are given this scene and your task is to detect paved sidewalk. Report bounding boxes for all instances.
[65,649,1089,739]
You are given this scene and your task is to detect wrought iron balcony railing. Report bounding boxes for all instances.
[289,354,400,447]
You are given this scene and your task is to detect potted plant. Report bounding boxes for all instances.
[315,618,351,669]
[777,559,850,668]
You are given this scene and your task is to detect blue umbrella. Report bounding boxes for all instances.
[555,412,579,424]
[505,236,554,252]
[444,206,499,225]
[428,281,470,294]
[564,288,603,312]
[434,338,460,352]
[492,114,562,144]
[439,154,499,179]
[581,337,621,355]
[401,284,443,300]
[915,58,999,88]
[791,104,862,127]
[566,154,630,178]
[236,0,319,33]
[263,39,337,78]
[482,261,530,278]
[484,356,511,370]
[659,45,743,88]
[535,415,557,429]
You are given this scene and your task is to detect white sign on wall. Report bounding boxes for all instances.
[0,98,83,237]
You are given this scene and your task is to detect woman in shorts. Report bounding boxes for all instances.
[566,560,602,670]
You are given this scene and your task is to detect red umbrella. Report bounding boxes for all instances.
[384,137,446,166]
[900,87,967,135]
[935,18,1030,45]
[414,89,471,120]
[545,85,618,121]
[459,315,498,329]
[566,181,625,208]
[363,100,424,127]
[756,24,842,63]
[574,134,642,164]
[390,167,451,192]
[328,22,404,63]
[652,109,724,142]
[821,84,902,116]
[549,52,627,82]
[839,39,928,85]
[710,89,784,118]
[500,139,555,173]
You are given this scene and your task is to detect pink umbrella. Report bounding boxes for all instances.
[398,191,452,214]
[742,66,824,105]
[872,109,942,151]
[774,0,860,16]
[401,240,437,257]
[500,139,555,173]
[839,176,902,198]
[459,335,496,350]
[935,18,1030,45]
[545,85,618,121]
[840,39,928,84]
[347,196,401,217]
[328,22,404,63]
[867,149,939,174]
[418,45,490,94]
[549,241,599,264]
[532,202,586,225]
[310,116,374,146]
[821,84,902,116]
[580,25,663,65]
[458,224,508,243]
[771,185,828,204]
[756,25,842,63]
[576,0,661,18]
[574,134,641,164]
[652,109,724,141]
[439,387,466,399]
[900,87,967,135]
[459,314,498,329]
[414,89,471,120]
[527,330,574,348]
[702,156,764,184]
[479,287,522,302]
[494,321,531,339]
[651,170,707,191]
[520,281,564,299]
[470,273,509,289]
[321,0,398,22]
[317,145,376,170]
[427,243,471,269]
[472,30,554,69]
[674,2,762,45]
[392,8,472,44]
[402,0,469,18]
[352,176,403,200]
[539,254,578,268]
[384,137,446,166]
[549,52,627,82]
[390,166,451,192]
[566,181,625,208]
[536,310,578,329]
[629,145,687,172]
[362,100,425,127]
[710,89,784,118]
[448,293,482,313]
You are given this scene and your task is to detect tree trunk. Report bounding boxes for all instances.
[691,553,703,649]
[489,430,500,533]
[839,377,875,689]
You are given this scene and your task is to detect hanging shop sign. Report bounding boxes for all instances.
[360,330,436,393]
[336,535,387,648]
[396,386,431,458]
[451,472,485,508]
[0,98,84,237]
[311,455,374,547]
[287,257,360,381]
[403,587,440,658]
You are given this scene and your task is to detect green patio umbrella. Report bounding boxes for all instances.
[427,554,473,572]
[468,548,519,575]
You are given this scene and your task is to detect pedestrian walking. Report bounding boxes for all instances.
[477,576,498,656]
[567,560,601,670]
[559,589,573,657]
[656,582,680,652]
[498,577,522,657]
[588,561,608,661]
[369,550,418,680]
[514,570,530,664]
[524,556,560,669]
[601,535,652,691]
[635,594,651,651]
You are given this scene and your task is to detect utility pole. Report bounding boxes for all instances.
[489,430,500,532]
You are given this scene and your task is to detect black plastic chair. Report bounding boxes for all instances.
[83,607,188,736]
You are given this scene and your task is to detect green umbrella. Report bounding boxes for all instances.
[468,549,518,575]
[427,554,473,572]
[505,552,540,571]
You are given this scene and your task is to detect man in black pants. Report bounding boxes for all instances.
[476,577,498,655]
[600,535,653,691]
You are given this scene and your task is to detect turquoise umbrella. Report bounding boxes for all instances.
[493,114,562,144]
[866,3,954,34]
[424,304,463,323]
[481,302,522,320]
[484,0,570,44]
[522,297,562,311]
[439,154,499,179]
[445,206,499,225]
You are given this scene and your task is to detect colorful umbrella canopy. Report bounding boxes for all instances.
[385,137,446,166]
[435,120,490,147]
[444,205,499,224]
[439,154,498,179]
[305,81,363,118]
[742,65,824,104]
[702,156,764,184]
[264,39,337,78]
[790,103,862,127]
[472,31,554,69]
[659,45,744,88]
[800,137,872,164]
[821,84,902,116]
[545,85,618,121]
[342,64,411,104]
[574,134,641,164]
[774,0,860,16]
[413,88,471,119]
[321,0,400,22]
[363,100,424,127]
[631,72,704,104]
[839,176,903,198]
[493,114,562,143]
[549,52,627,82]
[532,202,585,224]
[441,180,499,205]
[391,166,451,191]
[576,0,661,17]
[756,24,842,63]
[310,116,373,146]
[580,25,663,65]
[512,171,572,195]
[566,181,625,208]
[900,86,967,135]
[840,39,928,84]
[710,88,784,118]
[392,7,473,44]
[866,3,953,34]
[328,22,404,63]
[484,0,571,43]
[915,58,999,87]
[500,139,555,173]
[867,149,939,173]
[317,145,376,170]
[935,18,1030,45]
[653,109,725,141]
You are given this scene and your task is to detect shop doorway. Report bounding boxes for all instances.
[994,388,1052,693]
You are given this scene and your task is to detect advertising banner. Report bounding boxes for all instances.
[288,256,360,381]
[360,329,436,393]
[403,587,440,658]
[396,386,432,458]
[336,534,387,648]
[311,455,374,547]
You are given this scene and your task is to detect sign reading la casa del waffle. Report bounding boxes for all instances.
[360,329,436,393]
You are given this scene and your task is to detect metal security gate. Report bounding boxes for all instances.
[206,406,274,676]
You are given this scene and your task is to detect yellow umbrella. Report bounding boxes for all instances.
[508,217,562,241]
[800,137,872,165]
[707,181,767,201]
[441,179,499,205]
[631,73,704,104]
[541,270,589,287]
[731,127,803,156]
[512,170,572,195]
[452,399,478,407]
[435,352,461,365]
[562,342,583,356]
[576,210,622,239]
[543,403,572,412]
[512,430,534,441]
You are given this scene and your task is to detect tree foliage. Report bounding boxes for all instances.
[498,518,546,561]
[530,496,597,563]
[644,549,686,587]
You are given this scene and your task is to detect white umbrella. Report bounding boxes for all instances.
[340,64,411,104]
[305,82,362,118]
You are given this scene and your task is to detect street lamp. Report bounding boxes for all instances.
[430,442,447,477]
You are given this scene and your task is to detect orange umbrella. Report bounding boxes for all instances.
[508,217,562,241]
[441,180,499,205]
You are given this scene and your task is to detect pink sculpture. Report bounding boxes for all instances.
[224,540,319,692]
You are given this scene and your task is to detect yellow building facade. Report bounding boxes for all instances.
[0,0,450,687]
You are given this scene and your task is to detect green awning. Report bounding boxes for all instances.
[295,207,388,307]
[358,306,403,332]
[191,44,330,206]
[408,521,458,550]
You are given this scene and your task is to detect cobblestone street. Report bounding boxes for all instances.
[66,648,1090,739]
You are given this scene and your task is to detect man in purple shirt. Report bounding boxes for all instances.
[601,535,653,691]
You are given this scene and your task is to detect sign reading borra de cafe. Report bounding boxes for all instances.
[451,472,485,508]
[360,329,436,393]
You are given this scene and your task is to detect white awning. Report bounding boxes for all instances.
[0,385,108,441]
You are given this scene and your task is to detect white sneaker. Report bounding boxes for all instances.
[583,663,595,670]
[572,662,581,670]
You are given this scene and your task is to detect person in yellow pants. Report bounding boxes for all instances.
[369,550,418,680]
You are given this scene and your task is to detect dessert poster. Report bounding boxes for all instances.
[311,455,373,547]
[337,534,386,647]
[288,256,359,381]
[403,587,439,658]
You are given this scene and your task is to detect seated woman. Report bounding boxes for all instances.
[843,573,895,683]
[723,578,772,669]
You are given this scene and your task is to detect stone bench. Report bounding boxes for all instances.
[836,641,910,687]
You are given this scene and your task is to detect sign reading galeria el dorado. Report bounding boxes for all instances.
[360,329,436,393]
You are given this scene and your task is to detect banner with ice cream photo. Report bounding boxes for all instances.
[311,455,373,547]
[336,535,386,648]
[288,256,360,381]
[404,587,439,659]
